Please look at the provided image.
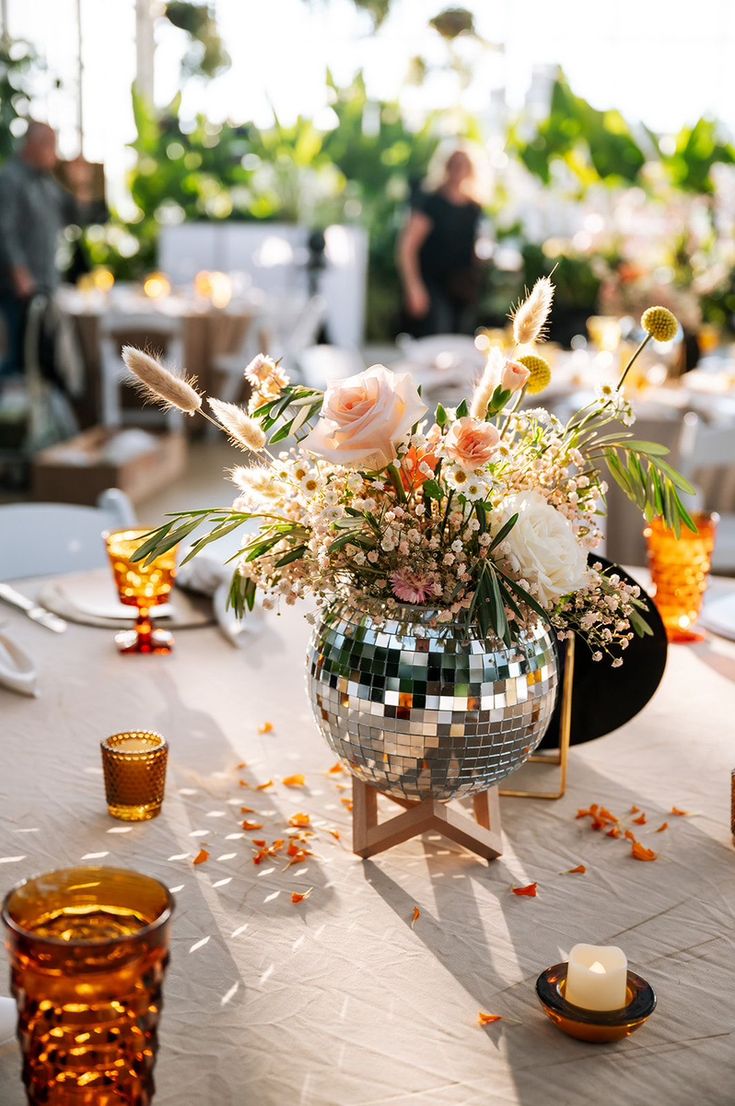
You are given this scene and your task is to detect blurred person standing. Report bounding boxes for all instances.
[0,121,104,380]
[398,144,487,337]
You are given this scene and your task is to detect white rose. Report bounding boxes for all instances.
[303,365,426,470]
[499,491,588,607]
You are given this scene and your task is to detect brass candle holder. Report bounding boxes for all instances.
[2,866,173,1105]
[536,962,656,1043]
[101,730,168,821]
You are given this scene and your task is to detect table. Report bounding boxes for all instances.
[2,573,735,1105]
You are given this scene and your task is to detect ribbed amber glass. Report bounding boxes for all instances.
[2,867,173,1105]
[101,731,168,821]
[644,512,718,643]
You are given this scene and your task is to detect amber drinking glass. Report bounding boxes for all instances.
[101,731,168,821]
[2,867,173,1105]
[104,529,177,654]
[644,512,718,643]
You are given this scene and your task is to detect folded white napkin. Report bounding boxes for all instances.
[0,995,16,1045]
[0,633,37,697]
[177,556,264,648]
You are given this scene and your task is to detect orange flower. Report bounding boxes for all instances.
[291,888,313,905]
[656,821,669,833]
[411,906,421,928]
[477,1012,503,1026]
[400,443,439,492]
[282,774,306,788]
[565,865,586,875]
[671,806,689,816]
[288,812,311,828]
[258,722,274,734]
[511,883,538,897]
[631,842,657,862]
[633,813,647,826]
[193,848,210,866]
[242,819,263,831]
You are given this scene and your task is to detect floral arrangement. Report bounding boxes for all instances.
[125,281,694,664]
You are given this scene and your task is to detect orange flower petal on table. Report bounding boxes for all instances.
[235,761,247,770]
[327,828,341,841]
[256,780,274,791]
[240,805,257,814]
[411,906,421,928]
[656,821,669,833]
[633,813,647,825]
[576,804,599,819]
[282,774,306,788]
[477,1012,503,1027]
[291,888,313,904]
[565,865,587,875]
[252,838,266,847]
[511,883,538,897]
[193,848,210,866]
[238,780,250,789]
[624,829,637,843]
[271,839,285,853]
[671,806,689,816]
[599,807,619,823]
[340,797,354,811]
[241,819,263,831]
[606,826,622,839]
[327,762,344,775]
[287,849,312,868]
[631,841,657,862]
[258,722,274,734]
[288,812,311,828]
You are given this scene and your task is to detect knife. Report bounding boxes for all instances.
[0,583,67,633]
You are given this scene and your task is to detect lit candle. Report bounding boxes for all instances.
[565,944,628,1011]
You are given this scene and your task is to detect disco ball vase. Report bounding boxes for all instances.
[306,598,559,801]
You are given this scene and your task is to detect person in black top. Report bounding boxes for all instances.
[398,146,484,336]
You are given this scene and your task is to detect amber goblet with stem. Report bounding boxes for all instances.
[644,512,718,643]
[2,866,173,1105]
[104,528,177,654]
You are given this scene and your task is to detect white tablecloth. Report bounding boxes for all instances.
[1,574,735,1105]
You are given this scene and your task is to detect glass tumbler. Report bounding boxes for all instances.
[644,512,718,642]
[104,529,177,655]
[101,731,168,821]
[2,866,173,1106]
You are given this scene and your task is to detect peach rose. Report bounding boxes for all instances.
[442,416,500,470]
[303,365,427,470]
[501,359,531,393]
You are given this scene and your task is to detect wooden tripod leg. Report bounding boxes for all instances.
[351,779,503,861]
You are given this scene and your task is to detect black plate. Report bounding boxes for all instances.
[539,557,667,747]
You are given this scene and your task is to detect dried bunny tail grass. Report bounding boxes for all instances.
[122,346,202,415]
[510,276,555,346]
[208,397,266,452]
[469,347,503,419]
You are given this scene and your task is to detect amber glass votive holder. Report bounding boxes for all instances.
[101,730,168,821]
[2,866,173,1105]
[644,512,718,643]
[536,963,656,1043]
[104,528,177,655]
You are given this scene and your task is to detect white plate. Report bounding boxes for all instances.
[700,594,735,642]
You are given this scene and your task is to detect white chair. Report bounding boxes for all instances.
[99,314,185,430]
[677,412,735,573]
[396,333,483,368]
[296,345,365,390]
[0,489,136,580]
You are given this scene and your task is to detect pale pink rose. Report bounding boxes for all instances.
[390,568,435,604]
[501,359,531,393]
[442,416,500,470]
[303,365,426,470]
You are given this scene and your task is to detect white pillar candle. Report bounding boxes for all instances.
[565,944,628,1011]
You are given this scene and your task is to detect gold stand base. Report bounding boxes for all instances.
[500,635,575,801]
[352,779,503,862]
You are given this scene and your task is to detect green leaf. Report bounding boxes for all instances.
[455,399,469,418]
[435,403,448,428]
[487,512,518,554]
[274,544,307,568]
[422,479,444,500]
[179,518,247,566]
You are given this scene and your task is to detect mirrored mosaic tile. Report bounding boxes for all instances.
[307,601,559,801]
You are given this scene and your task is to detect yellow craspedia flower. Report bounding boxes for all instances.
[641,306,678,343]
[518,354,552,396]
